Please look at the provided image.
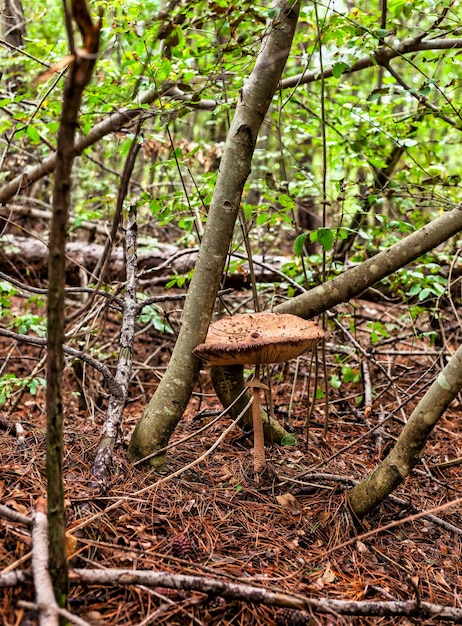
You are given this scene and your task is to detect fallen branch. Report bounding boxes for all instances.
[70,567,462,622]
[0,235,301,288]
[5,564,462,621]
[0,503,31,527]
[0,570,30,588]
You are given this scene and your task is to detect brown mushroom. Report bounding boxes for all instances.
[193,312,324,478]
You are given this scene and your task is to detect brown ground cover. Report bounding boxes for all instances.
[1,296,461,625]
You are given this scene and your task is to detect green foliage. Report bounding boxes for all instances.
[9,312,47,337]
[0,282,16,311]
[330,357,361,392]
[137,300,174,334]
[0,374,46,405]
[388,258,448,303]
[280,433,298,446]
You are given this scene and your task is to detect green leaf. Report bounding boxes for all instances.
[256,212,269,226]
[27,125,40,142]
[330,374,341,389]
[316,228,334,251]
[332,62,350,79]
[293,232,308,256]
[418,288,431,301]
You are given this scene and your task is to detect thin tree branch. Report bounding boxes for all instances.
[279,36,462,90]
[0,327,123,398]
[90,127,143,491]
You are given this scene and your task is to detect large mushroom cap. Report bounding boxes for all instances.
[193,312,324,366]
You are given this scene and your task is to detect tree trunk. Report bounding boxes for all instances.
[349,343,462,517]
[2,0,25,47]
[127,0,301,469]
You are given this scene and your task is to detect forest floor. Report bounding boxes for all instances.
[1,295,462,625]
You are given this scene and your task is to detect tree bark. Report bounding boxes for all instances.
[46,0,100,608]
[31,498,60,626]
[349,343,462,517]
[127,0,301,468]
[2,0,25,47]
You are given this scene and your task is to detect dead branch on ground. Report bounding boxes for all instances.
[70,567,462,622]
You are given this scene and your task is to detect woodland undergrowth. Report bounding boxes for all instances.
[1,294,462,625]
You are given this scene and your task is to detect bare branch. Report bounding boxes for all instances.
[280,36,462,90]
[0,327,123,398]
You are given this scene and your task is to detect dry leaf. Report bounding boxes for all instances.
[355,540,369,554]
[314,561,337,589]
[434,569,451,589]
[33,55,75,85]
[276,493,302,515]
[217,463,234,483]
[66,532,78,559]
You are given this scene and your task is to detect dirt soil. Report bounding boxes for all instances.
[1,297,462,625]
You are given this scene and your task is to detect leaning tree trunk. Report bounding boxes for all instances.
[349,343,462,517]
[274,205,462,318]
[127,0,301,468]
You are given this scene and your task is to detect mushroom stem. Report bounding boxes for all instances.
[210,364,290,443]
[246,378,269,477]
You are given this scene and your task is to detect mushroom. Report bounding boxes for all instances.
[193,312,324,478]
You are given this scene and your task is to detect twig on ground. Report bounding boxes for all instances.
[279,473,462,536]
[17,600,92,626]
[326,496,462,555]
[375,405,385,452]
[362,359,372,419]
[0,503,31,526]
[0,570,30,588]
